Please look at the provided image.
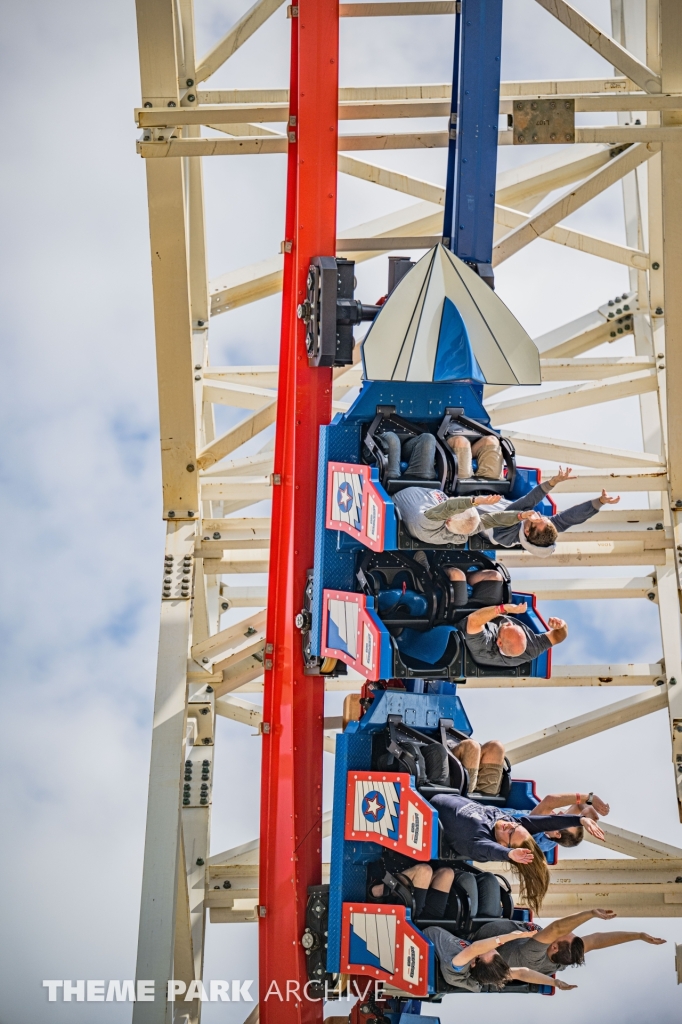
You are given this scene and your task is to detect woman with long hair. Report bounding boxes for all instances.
[429,793,605,914]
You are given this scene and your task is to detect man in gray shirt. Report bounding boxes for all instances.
[423,926,577,993]
[462,600,567,669]
[474,908,665,976]
[392,488,508,545]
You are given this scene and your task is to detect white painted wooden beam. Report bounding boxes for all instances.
[505,688,668,764]
[515,576,658,600]
[340,2,456,14]
[191,610,266,664]
[465,664,664,688]
[582,822,682,859]
[203,380,276,409]
[493,144,658,266]
[488,369,658,426]
[235,664,665,692]
[204,365,279,387]
[338,155,444,204]
[496,204,650,269]
[202,549,270,575]
[539,356,654,381]
[218,585,267,609]
[549,468,667,492]
[194,0,287,83]
[137,128,679,158]
[487,858,682,918]
[206,154,626,316]
[199,79,637,106]
[533,0,661,93]
[504,428,663,468]
[197,400,276,470]
[200,453,273,479]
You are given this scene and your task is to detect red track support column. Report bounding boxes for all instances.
[259,3,338,1021]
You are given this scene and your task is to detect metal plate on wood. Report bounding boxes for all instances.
[182,745,213,807]
[512,98,575,145]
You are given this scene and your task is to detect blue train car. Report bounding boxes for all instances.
[301,248,556,1010]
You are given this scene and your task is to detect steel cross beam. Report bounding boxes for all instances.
[258,2,337,1020]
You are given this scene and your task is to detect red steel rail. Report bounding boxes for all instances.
[259,2,339,1020]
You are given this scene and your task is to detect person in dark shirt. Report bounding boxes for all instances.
[473,908,666,977]
[462,599,567,669]
[430,793,605,913]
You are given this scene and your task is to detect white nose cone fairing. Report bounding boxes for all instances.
[361,245,541,386]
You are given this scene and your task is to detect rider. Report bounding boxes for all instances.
[428,792,605,913]
[477,466,621,556]
[473,908,666,977]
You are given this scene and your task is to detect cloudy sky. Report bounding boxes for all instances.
[1,0,681,1021]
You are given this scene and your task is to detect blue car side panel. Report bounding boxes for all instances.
[327,688,471,975]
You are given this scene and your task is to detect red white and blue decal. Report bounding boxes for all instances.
[321,590,392,681]
[325,462,393,552]
[344,771,438,859]
[340,903,431,997]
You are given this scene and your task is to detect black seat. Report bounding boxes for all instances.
[436,407,516,496]
[357,549,511,628]
[362,406,450,494]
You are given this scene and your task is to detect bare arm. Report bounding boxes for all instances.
[465,601,528,635]
[533,793,609,816]
[451,931,528,967]
[534,909,616,945]
[582,931,666,953]
[508,967,577,990]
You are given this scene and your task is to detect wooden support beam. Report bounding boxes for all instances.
[504,428,663,468]
[539,356,655,381]
[133,524,196,1024]
[144,159,199,518]
[537,305,634,360]
[215,696,338,753]
[137,128,680,157]
[198,79,638,106]
[493,144,658,267]
[533,0,661,93]
[208,857,682,922]
[197,518,271,546]
[206,152,627,317]
[505,689,668,764]
[549,468,668,492]
[200,477,271,502]
[487,858,682,918]
[219,585,268,609]
[203,380,276,409]
[496,204,650,269]
[488,369,658,426]
[338,155,444,204]
[191,610,266,664]
[194,0,287,83]
[464,664,664,688]
[202,549,270,574]
[209,201,441,315]
[582,822,682,860]
[234,663,665,692]
[336,235,439,250]
[340,2,456,14]
[203,365,279,387]
[499,543,666,567]
[173,834,196,998]
[196,400,276,470]
[200,453,274,480]
[514,575,658,600]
